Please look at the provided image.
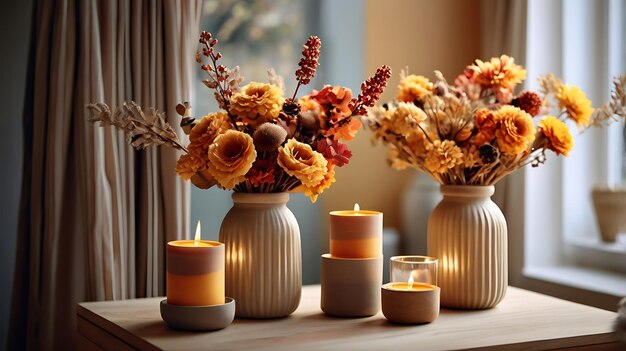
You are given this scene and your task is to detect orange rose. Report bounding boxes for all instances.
[207,130,257,189]
[277,138,328,187]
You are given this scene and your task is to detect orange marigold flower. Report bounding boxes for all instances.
[471,109,498,146]
[469,55,526,91]
[188,112,232,163]
[324,118,361,141]
[229,82,284,126]
[304,163,336,203]
[175,154,205,180]
[207,130,257,189]
[538,116,574,156]
[312,85,353,123]
[397,75,433,103]
[246,159,276,186]
[494,106,536,155]
[555,84,593,128]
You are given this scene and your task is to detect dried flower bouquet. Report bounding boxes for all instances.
[365,55,626,185]
[89,32,391,202]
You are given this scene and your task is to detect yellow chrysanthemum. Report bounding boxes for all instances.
[538,116,574,156]
[188,112,232,164]
[406,130,429,156]
[555,84,593,128]
[392,102,426,131]
[397,75,433,103]
[277,138,328,187]
[469,55,526,90]
[494,105,536,155]
[304,164,336,203]
[207,130,257,189]
[424,140,463,174]
[229,82,284,125]
[175,154,204,180]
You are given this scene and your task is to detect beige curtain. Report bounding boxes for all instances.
[479,0,528,205]
[479,0,528,284]
[10,0,201,349]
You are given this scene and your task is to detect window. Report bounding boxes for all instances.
[189,0,366,285]
[515,0,626,308]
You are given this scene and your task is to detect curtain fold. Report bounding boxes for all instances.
[478,0,528,209]
[478,0,528,283]
[10,0,201,349]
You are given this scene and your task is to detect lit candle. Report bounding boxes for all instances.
[382,256,440,324]
[166,221,225,306]
[385,275,438,291]
[329,203,382,258]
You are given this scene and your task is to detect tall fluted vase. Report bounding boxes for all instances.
[219,192,301,318]
[427,185,507,309]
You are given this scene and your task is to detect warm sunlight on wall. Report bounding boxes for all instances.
[321,0,482,250]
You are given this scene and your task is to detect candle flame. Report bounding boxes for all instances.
[354,203,360,212]
[408,275,414,289]
[194,221,201,247]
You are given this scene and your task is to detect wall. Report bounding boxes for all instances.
[0,0,32,348]
[320,0,482,251]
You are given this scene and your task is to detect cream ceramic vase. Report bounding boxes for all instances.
[427,185,507,309]
[219,192,301,318]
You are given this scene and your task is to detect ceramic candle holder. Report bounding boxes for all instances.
[381,256,440,324]
[320,254,383,317]
[381,283,440,324]
[160,298,235,331]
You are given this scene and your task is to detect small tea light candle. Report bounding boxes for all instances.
[382,256,440,324]
[166,221,225,306]
[330,204,382,258]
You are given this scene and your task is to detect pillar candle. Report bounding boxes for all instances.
[330,204,382,258]
[166,228,225,306]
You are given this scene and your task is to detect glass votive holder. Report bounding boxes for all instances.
[381,255,440,324]
[390,255,438,286]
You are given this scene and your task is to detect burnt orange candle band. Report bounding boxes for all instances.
[330,210,382,259]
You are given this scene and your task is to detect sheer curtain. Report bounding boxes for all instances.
[10,0,201,349]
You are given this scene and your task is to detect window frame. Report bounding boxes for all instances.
[509,0,626,310]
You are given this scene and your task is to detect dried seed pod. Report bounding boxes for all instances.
[253,122,288,151]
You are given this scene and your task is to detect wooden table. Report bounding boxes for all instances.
[77,285,620,351]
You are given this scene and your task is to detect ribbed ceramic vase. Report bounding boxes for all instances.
[219,192,301,318]
[427,185,507,309]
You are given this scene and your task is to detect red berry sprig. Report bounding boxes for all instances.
[197,31,239,129]
[292,36,321,99]
[351,65,392,116]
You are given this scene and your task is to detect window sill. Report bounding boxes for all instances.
[566,235,626,254]
[523,265,626,298]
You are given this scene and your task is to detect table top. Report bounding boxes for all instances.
[77,285,619,351]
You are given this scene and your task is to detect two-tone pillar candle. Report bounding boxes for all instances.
[166,222,225,306]
[330,204,382,258]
